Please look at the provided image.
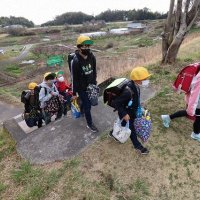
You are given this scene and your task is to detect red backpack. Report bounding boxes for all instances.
[173,63,200,93]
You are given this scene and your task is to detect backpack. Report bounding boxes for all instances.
[67,52,76,72]
[103,78,132,108]
[21,90,30,104]
[173,63,200,93]
[21,86,47,106]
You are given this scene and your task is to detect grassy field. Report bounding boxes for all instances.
[0,20,165,105]
[0,25,200,199]
[0,21,200,199]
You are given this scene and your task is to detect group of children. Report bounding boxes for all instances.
[22,70,72,128]
[22,34,200,156]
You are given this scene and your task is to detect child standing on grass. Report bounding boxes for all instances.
[55,70,72,116]
[110,67,152,155]
[161,71,200,141]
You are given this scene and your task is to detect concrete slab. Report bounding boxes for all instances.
[17,100,116,164]
[3,86,156,164]
[0,101,22,124]
[3,118,27,143]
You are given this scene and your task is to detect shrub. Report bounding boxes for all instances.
[6,26,26,36]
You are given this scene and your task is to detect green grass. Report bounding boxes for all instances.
[0,128,16,162]
[131,179,150,198]
[3,45,23,57]
[0,86,21,101]
[10,159,80,200]
[0,182,7,195]
[4,64,22,77]
[130,37,155,47]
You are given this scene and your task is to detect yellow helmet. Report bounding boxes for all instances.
[28,82,37,90]
[43,72,56,79]
[130,67,151,81]
[76,35,93,46]
[44,72,51,79]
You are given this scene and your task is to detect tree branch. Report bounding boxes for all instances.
[186,0,200,26]
[174,0,183,36]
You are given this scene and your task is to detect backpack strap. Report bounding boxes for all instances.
[125,86,134,99]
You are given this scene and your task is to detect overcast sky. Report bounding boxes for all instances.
[1,0,170,25]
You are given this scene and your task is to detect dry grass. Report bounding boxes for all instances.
[97,31,200,83]
[96,43,162,83]
[0,28,200,200]
[0,34,9,38]
[41,63,200,200]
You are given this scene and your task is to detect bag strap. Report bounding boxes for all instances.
[125,86,134,99]
[117,118,130,128]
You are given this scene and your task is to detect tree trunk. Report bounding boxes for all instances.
[163,35,184,63]
[161,0,200,64]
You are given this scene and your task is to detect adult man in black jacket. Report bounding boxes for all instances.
[71,35,98,132]
[112,67,151,154]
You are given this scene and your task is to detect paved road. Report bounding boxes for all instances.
[0,44,33,66]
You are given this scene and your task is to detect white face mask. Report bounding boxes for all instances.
[141,80,150,87]
[58,76,64,82]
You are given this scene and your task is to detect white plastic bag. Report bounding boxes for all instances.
[112,118,131,143]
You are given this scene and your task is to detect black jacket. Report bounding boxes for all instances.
[24,90,40,113]
[71,51,97,94]
[113,80,140,120]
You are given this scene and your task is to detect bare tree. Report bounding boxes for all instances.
[161,0,200,64]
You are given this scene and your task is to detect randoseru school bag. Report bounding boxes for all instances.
[173,62,200,93]
[103,78,132,108]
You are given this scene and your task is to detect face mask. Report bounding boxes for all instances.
[47,80,54,86]
[58,76,64,82]
[141,80,150,87]
[81,49,90,56]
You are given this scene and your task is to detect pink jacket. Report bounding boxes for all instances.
[185,72,200,116]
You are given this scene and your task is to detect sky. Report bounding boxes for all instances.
[1,0,170,25]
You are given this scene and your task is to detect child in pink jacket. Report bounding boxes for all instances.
[161,71,200,141]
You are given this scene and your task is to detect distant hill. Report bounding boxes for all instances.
[0,16,34,28]
[41,8,167,26]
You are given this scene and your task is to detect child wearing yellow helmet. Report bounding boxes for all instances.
[21,82,43,128]
[70,35,98,132]
[109,66,152,154]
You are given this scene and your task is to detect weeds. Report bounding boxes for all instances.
[0,182,7,195]
[0,128,16,161]
[8,158,80,200]
[4,64,22,77]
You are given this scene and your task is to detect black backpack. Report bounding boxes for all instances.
[103,78,133,108]
[21,86,47,105]
[67,52,76,72]
[21,90,30,104]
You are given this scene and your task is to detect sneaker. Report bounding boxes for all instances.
[191,132,200,141]
[87,124,99,133]
[135,147,149,155]
[108,130,120,142]
[161,115,171,128]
